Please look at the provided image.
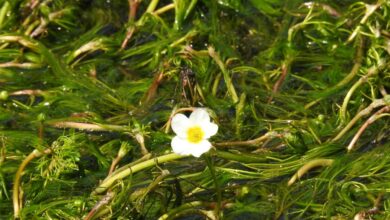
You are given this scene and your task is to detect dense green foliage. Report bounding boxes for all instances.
[0,0,389,219]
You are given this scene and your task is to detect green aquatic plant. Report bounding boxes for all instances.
[0,0,389,219]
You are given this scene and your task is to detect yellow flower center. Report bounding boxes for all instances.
[186,126,204,143]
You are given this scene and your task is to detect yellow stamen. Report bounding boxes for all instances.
[187,126,204,143]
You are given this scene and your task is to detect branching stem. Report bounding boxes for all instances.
[340,59,385,122]
[347,106,390,152]
[332,98,387,142]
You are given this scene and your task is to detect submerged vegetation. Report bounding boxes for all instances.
[0,0,389,219]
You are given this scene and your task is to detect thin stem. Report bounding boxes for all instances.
[211,73,222,97]
[208,46,238,103]
[268,60,291,103]
[0,1,11,29]
[347,106,390,152]
[121,0,140,49]
[205,155,221,219]
[48,121,129,132]
[347,0,382,43]
[169,30,198,48]
[287,158,334,186]
[13,148,52,218]
[141,70,164,105]
[84,191,115,220]
[153,3,175,15]
[146,0,160,13]
[0,62,41,68]
[340,59,385,122]
[10,89,44,96]
[305,37,364,110]
[235,93,246,136]
[130,169,170,202]
[28,0,40,9]
[108,156,122,175]
[158,201,204,220]
[214,150,267,163]
[93,153,187,194]
[110,153,151,179]
[30,10,66,37]
[135,133,149,155]
[214,131,280,147]
[332,98,387,142]
[379,85,388,97]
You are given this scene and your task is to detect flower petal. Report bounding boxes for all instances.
[171,113,190,138]
[171,136,190,156]
[190,140,212,157]
[202,122,218,139]
[189,108,210,124]
[171,137,212,157]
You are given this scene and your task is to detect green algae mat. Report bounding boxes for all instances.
[0,0,390,219]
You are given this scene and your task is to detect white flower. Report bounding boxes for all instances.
[171,108,218,157]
